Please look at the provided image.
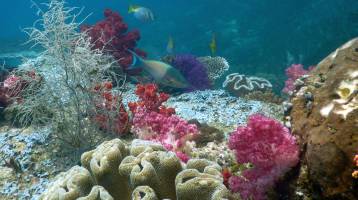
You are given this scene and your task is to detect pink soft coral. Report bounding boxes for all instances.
[129,84,198,161]
[228,114,299,200]
[282,64,314,94]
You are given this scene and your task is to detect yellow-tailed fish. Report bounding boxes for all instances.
[128,5,155,22]
[166,36,174,54]
[209,32,217,56]
[128,50,189,88]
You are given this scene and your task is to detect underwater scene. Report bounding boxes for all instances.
[0,0,357,199]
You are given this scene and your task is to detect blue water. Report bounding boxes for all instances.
[1,0,358,87]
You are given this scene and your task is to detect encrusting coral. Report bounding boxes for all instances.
[222,73,272,97]
[39,139,229,200]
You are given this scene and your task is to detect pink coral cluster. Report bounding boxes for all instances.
[282,64,314,94]
[228,114,299,200]
[81,9,146,69]
[128,84,199,162]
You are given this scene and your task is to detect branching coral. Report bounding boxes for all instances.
[228,114,299,200]
[6,0,125,149]
[81,8,146,70]
[222,73,272,97]
[171,54,212,92]
[128,84,199,161]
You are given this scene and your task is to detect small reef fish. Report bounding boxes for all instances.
[128,5,155,22]
[209,32,217,56]
[128,50,189,88]
[166,36,174,54]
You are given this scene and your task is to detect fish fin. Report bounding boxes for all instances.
[127,49,144,70]
[128,5,139,13]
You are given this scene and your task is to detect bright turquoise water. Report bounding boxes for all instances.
[1,0,358,88]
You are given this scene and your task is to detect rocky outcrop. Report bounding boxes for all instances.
[289,38,358,199]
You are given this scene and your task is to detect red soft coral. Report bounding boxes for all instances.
[228,114,299,200]
[129,84,198,162]
[81,9,146,69]
[92,81,129,135]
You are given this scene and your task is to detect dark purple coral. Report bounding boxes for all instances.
[171,54,212,92]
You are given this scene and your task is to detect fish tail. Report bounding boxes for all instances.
[127,49,143,70]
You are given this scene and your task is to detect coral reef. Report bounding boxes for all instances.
[129,84,199,160]
[0,126,75,199]
[228,114,299,200]
[282,64,314,94]
[243,90,284,105]
[197,56,230,84]
[171,54,212,92]
[81,9,146,70]
[222,73,272,97]
[288,38,358,199]
[40,139,229,200]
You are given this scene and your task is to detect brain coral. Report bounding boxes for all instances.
[40,139,229,200]
[222,73,272,97]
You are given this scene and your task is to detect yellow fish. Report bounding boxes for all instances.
[166,36,174,54]
[128,50,189,88]
[209,32,217,56]
[128,5,155,22]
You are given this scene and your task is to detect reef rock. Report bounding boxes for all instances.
[289,38,358,199]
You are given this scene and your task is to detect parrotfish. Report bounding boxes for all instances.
[128,5,155,22]
[128,50,189,88]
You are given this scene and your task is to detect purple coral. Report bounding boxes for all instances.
[171,54,212,92]
[282,64,314,94]
[228,114,299,200]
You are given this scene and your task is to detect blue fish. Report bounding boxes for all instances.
[128,50,189,88]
